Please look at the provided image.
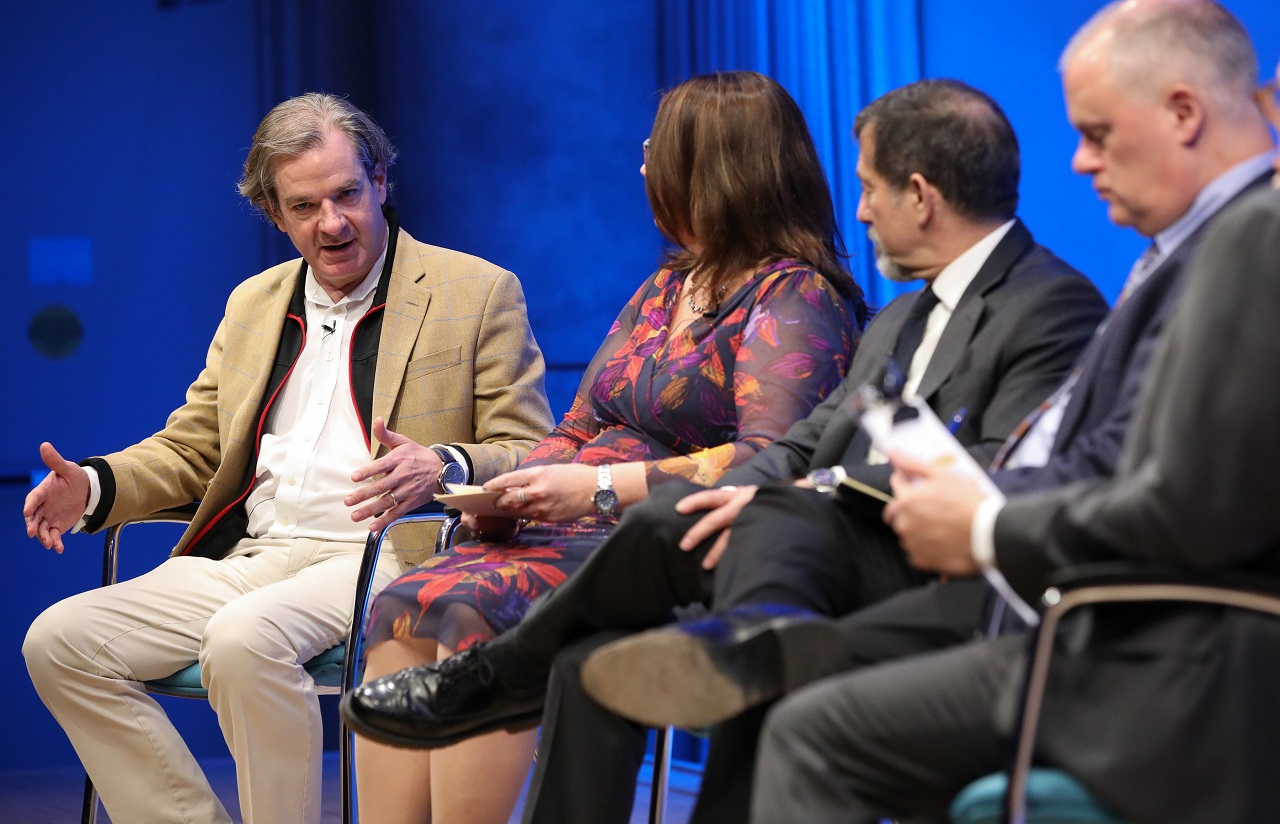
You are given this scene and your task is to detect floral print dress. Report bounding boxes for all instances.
[365,260,859,651]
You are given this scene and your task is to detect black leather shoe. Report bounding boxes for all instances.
[580,604,848,728]
[340,642,547,749]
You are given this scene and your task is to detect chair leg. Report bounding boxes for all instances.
[341,717,355,824]
[81,774,99,824]
[648,726,673,824]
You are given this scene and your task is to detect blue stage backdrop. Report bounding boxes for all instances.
[2,0,1277,774]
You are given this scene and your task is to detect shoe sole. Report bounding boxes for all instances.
[580,629,758,729]
[338,691,542,751]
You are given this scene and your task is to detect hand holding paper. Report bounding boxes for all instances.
[434,484,508,518]
[865,393,1039,626]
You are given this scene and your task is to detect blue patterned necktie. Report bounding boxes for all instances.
[1117,242,1160,305]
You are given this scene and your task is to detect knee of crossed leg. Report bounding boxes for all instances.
[614,484,700,551]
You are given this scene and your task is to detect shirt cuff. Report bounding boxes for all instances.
[970,495,1005,569]
[431,444,472,484]
[71,465,102,534]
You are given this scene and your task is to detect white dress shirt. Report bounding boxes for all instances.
[866,220,1016,465]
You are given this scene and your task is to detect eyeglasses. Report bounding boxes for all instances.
[1259,80,1280,128]
[642,138,650,163]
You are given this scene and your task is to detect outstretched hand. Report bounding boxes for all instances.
[345,417,443,532]
[23,442,90,554]
[883,453,986,577]
[675,485,758,570]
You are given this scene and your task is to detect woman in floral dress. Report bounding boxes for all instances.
[352,70,869,824]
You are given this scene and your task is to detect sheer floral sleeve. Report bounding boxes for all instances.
[518,262,858,489]
[642,266,855,486]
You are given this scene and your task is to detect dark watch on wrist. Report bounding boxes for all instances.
[592,464,618,516]
[806,465,848,496]
[432,446,467,493]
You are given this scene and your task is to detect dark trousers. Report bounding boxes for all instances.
[694,579,993,823]
[752,633,1023,824]
[513,480,923,664]
[518,479,945,824]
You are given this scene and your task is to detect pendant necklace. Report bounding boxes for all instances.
[686,280,727,315]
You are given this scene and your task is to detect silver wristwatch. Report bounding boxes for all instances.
[805,465,848,496]
[592,464,618,516]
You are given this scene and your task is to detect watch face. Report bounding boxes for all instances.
[438,461,466,489]
[593,488,619,516]
[811,468,838,491]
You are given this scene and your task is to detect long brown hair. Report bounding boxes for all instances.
[646,71,864,323]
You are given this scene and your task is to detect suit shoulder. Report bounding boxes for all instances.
[224,258,303,315]
[396,229,515,287]
[1008,242,1087,284]
[999,243,1100,303]
[1214,187,1280,234]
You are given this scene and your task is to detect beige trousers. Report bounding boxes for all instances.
[23,536,398,824]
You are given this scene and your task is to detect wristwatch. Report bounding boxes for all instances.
[431,446,467,493]
[805,465,848,496]
[592,464,618,516]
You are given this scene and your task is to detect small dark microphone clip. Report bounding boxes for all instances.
[322,322,336,337]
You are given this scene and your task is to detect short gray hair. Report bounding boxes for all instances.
[238,93,398,220]
[1060,0,1258,117]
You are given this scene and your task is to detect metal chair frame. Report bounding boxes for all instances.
[1000,566,1280,824]
[80,502,460,824]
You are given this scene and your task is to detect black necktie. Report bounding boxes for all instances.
[891,286,940,378]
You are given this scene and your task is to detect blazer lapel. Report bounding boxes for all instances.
[371,229,432,454]
[914,221,1032,401]
[216,264,301,485]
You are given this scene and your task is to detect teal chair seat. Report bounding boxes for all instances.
[950,769,1129,824]
[146,644,350,698]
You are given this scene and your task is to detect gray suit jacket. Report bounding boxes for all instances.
[994,188,1280,823]
[721,220,1107,494]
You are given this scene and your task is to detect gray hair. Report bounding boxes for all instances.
[1060,0,1258,117]
[238,93,398,220]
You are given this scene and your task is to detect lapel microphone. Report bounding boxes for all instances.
[322,322,336,337]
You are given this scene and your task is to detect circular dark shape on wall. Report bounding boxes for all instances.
[29,305,84,359]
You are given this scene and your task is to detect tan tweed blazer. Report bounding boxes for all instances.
[92,227,553,556]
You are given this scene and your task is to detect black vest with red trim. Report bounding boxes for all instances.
[182,207,401,559]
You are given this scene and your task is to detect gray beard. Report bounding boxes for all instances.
[868,228,922,283]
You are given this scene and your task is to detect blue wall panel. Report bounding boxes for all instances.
[372,0,663,413]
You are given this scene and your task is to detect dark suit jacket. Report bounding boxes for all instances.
[994,172,1274,496]
[994,188,1280,823]
[720,220,1107,494]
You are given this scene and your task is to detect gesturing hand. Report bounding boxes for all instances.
[345,417,443,532]
[674,485,759,570]
[23,442,90,554]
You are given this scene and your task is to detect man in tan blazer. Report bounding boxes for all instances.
[21,93,553,824]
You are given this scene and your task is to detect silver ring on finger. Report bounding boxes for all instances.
[517,487,527,505]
